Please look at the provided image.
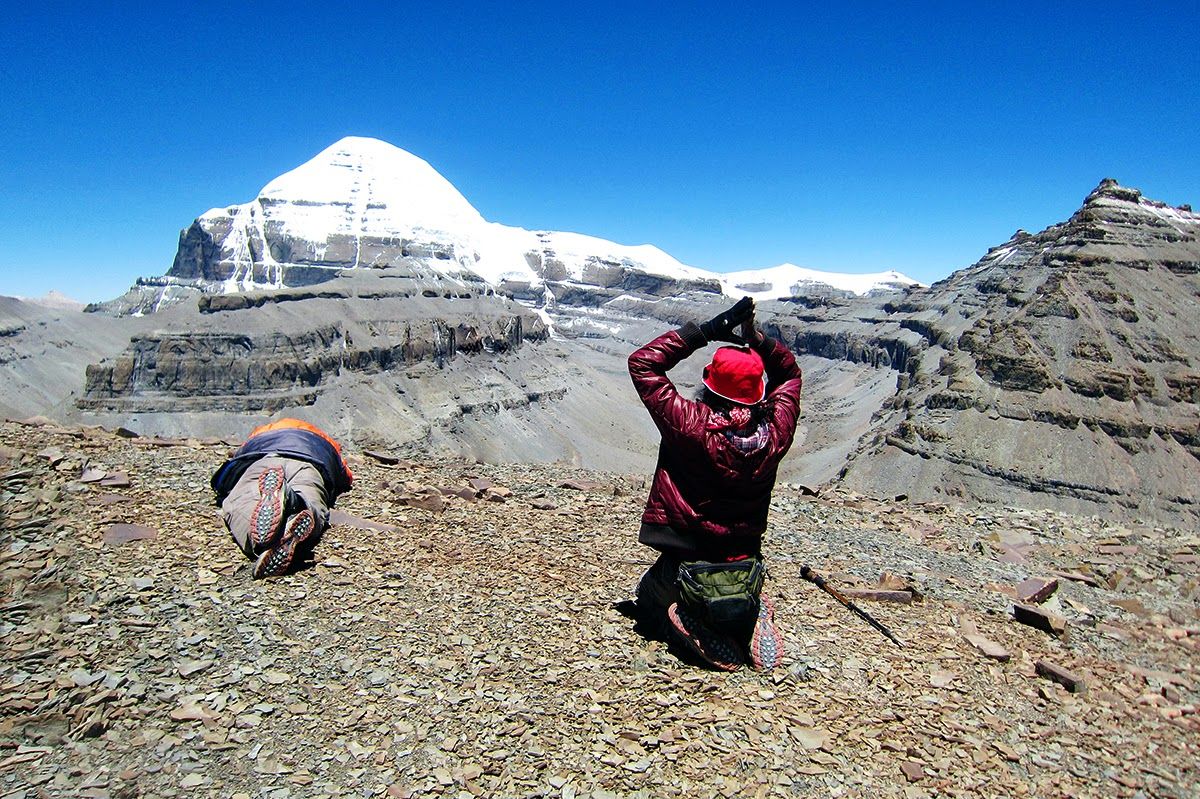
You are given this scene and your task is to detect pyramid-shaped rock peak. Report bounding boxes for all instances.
[167,137,490,292]
[132,137,921,319]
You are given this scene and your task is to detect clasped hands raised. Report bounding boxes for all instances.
[699,296,763,347]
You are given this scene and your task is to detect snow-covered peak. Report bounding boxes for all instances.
[175,137,920,302]
[205,136,485,240]
[719,263,920,299]
[263,137,484,232]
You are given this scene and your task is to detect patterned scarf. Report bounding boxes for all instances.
[708,405,770,453]
[724,420,770,453]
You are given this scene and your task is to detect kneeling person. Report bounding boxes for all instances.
[627,298,802,670]
[212,419,353,579]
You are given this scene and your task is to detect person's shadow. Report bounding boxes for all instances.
[611,599,717,670]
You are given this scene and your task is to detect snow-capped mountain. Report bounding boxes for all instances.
[160,137,917,307]
[719,264,916,300]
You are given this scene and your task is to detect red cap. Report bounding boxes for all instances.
[702,346,766,405]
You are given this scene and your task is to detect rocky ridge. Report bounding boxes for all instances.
[1,420,1196,798]
[760,180,1200,527]
[79,276,547,416]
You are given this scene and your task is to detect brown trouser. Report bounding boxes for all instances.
[221,456,330,559]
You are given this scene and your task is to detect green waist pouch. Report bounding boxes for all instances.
[676,558,765,629]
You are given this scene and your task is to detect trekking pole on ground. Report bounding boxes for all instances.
[801,565,904,649]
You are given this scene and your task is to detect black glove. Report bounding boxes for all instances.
[699,297,754,344]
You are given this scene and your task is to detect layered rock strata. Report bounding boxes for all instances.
[79,275,547,415]
[828,180,1200,525]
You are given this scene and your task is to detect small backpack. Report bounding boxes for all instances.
[676,558,765,629]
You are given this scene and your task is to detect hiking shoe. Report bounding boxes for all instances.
[250,467,287,553]
[749,594,784,671]
[253,509,316,579]
[667,602,743,671]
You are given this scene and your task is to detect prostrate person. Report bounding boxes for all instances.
[627,297,803,670]
[211,419,353,579]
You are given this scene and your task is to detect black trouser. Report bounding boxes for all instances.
[636,552,760,645]
[635,553,684,640]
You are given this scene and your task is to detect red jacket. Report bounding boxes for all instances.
[628,323,803,559]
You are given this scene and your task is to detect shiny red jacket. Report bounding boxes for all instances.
[628,322,803,559]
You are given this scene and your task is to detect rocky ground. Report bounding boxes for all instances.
[1,419,1196,799]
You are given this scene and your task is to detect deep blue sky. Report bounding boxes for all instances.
[2,2,1197,302]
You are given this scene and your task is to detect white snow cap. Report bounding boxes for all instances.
[256,136,485,238]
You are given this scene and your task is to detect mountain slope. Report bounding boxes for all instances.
[828,179,1200,525]
[2,420,1196,797]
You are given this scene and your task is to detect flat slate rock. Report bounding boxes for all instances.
[1013,603,1068,638]
[102,523,158,546]
[329,509,397,533]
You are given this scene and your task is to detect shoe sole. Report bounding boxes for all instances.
[250,467,286,552]
[254,510,316,579]
[750,595,784,671]
[668,602,742,671]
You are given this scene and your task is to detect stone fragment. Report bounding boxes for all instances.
[963,633,1011,662]
[985,582,1019,599]
[1035,660,1086,693]
[559,478,602,491]
[840,589,913,604]
[996,546,1029,564]
[930,670,956,687]
[99,472,132,488]
[115,426,140,438]
[900,761,924,781]
[19,415,54,426]
[170,703,219,722]
[328,509,397,533]
[1112,598,1151,617]
[177,659,214,677]
[1015,577,1058,604]
[790,727,827,749]
[364,450,402,465]
[439,485,478,501]
[398,492,445,512]
[102,523,158,546]
[1054,570,1102,588]
[1012,603,1068,638]
[79,467,107,483]
[37,447,65,465]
